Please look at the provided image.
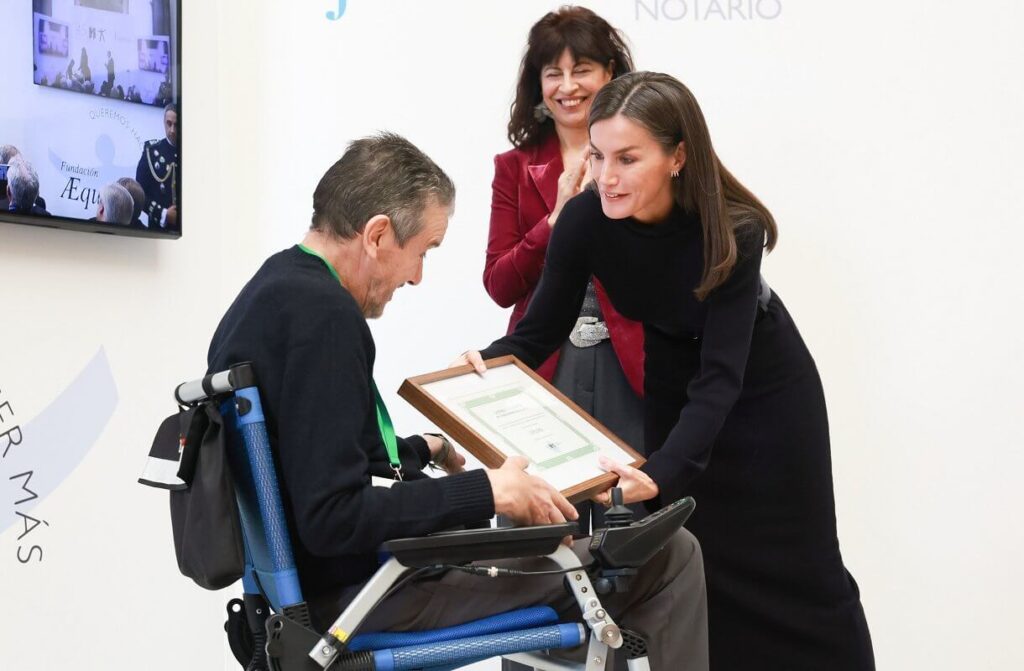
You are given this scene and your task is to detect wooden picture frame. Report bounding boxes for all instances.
[398,355,645,503]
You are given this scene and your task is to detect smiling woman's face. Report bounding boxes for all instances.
[589,114,684,224]
[540,49,613,132]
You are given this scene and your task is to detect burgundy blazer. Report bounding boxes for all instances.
[483,132,645,397]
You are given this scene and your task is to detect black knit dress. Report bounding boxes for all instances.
[480,191,874,670]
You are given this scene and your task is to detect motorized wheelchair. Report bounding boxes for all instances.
[146,362,695,670]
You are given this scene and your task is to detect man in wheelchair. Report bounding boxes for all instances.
[200,133,708,669]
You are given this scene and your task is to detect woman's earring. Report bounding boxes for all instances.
[534,101,553,122]
[671,169,680,178]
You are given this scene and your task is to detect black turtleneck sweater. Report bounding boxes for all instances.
[480,190,874,669]
[481,189,765,506]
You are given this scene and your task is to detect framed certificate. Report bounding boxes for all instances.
[398,355,645,503]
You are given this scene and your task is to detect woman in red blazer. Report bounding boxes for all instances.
[484,7,646,478]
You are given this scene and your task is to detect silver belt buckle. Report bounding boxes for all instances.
[569,317,610,348]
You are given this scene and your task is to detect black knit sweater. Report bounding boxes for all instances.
[208,246,495,597]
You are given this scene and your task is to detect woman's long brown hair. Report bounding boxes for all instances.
[588,72,777,300]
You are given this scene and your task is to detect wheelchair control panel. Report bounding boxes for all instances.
[589,489,695,594]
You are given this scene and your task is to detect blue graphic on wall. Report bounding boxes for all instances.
[327,0,347,20]
[1,348,118,535]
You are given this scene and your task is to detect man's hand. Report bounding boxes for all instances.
[423,433,466,474]
[486,456,578,527]
[450,350,487,375]
[593,455,659,505]
[165,205,178,229]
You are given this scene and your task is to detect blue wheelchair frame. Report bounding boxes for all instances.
[175,363,643,671]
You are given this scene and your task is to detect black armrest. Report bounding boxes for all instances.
[383,523,579,568]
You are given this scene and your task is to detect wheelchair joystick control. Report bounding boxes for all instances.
[593,488,635,595]
[590,491,697,595]
[603,487,634,528]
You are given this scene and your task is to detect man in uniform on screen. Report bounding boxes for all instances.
[135,103,179,230]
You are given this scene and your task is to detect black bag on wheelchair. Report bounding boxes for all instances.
[140,404,245,590]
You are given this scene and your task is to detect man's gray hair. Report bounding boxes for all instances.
[7,158,40,210]
[116,177,146,222]
[310,132,455,245]
[98,183,134,225]
[0,144,21,164]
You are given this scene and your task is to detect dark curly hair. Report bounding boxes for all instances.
[507,6,634,148]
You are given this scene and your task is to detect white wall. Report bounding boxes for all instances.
[1,1,1022,669]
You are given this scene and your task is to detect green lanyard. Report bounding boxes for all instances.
[297,244,403,480]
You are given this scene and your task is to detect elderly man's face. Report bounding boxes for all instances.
[164,110,178,146]
[363,200,449,319]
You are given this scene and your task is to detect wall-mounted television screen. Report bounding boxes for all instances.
[0,0,181,238]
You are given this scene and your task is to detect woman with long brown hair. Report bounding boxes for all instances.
[483,8,647,536]
[459,72,874,668]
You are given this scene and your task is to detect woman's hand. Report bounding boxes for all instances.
[549,153,590,227]
[579,155,593,190]
[449,350,487,375]
[593,455,659,505]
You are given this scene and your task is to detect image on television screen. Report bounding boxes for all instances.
[31,0,175,107]
[37,18,69,58]
[78,0,128,11]
[1,0,181,238]
[138,37,170,74]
